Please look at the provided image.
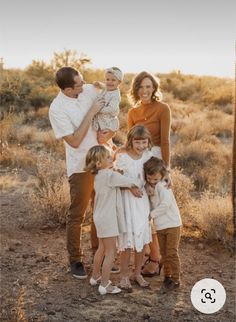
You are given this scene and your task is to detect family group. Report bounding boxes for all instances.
[49,66,182,295]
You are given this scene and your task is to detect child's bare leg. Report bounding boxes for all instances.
[92,239,104,279]
[100,237,117,287]
[134,249,145,276]
[142,233,161,275]
[142,244,150,266]
[120,249,131,278]
[119,249,132,289]
[133,249,150,287]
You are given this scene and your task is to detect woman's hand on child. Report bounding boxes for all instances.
[129,186,143,198]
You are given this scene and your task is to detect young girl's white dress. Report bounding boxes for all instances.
[115,150,152,252]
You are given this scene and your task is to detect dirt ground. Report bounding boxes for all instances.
[0,185,235,322]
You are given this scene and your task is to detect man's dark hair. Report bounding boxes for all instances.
[55,67,79,90]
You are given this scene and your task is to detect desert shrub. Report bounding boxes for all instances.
[160,73,233,108]
[205,110,233,139]
[170,100,202,120]
[172,140,231,193]
[34,106,50,118]
[23,107,51,129]
[28,85,57,109]
[32,129,65,155]
[0,112,26,144]
[28,154,69,225]
[174,109,233,143]
[160,73,202,102]
[219,103,233,115]
[0,70,31,110]
[190,192,233,243]
[202,83,233,106]
[25,60,54,83]
[0,67,58,112]
[15,125,38,144]
[171,168,195,223]
[177,115,210,142]
[0,173,19,191]
[0,144,37,172]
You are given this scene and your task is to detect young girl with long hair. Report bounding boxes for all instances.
[115,125,152,289]
[85,145,140,295]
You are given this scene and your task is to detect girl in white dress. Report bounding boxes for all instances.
[85,145,141,295]
[115,125,152,289]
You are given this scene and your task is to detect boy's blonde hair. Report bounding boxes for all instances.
[126,125,152,150]
[143,156,167,179]
[85,145,110,174]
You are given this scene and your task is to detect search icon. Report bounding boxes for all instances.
[205,292,212,300]
[191,278,226,314]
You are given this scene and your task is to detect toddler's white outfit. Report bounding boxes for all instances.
[92,89,120,131]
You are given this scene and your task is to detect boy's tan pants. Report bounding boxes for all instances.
[157,226,181,283]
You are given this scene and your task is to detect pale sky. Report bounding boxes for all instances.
[1,0,235,78]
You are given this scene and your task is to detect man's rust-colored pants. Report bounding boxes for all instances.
[67,172,98,264]
[157,226,181,283]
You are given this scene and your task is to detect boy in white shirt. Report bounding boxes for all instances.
[144,156,182,291]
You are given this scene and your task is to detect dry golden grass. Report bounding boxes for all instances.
[34,106,49,118]
[0,173,20,191]
[15,125,38,144]
[171,168,194,219]
[0,173,38,193]
[174,110,233,143]
[190,192,233,243]
[172,140,231,192]
[171,100,204,119]
[32,129,65,155]
[28,155,69,225]
[0,144,37,171]
[0,113,26,144]
[205,110,233,138]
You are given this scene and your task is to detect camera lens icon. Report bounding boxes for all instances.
[191,278,226,314]
[201,289,216,303]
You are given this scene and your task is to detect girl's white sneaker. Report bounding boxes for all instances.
[89,276,101,286]
[98,281,121,295]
